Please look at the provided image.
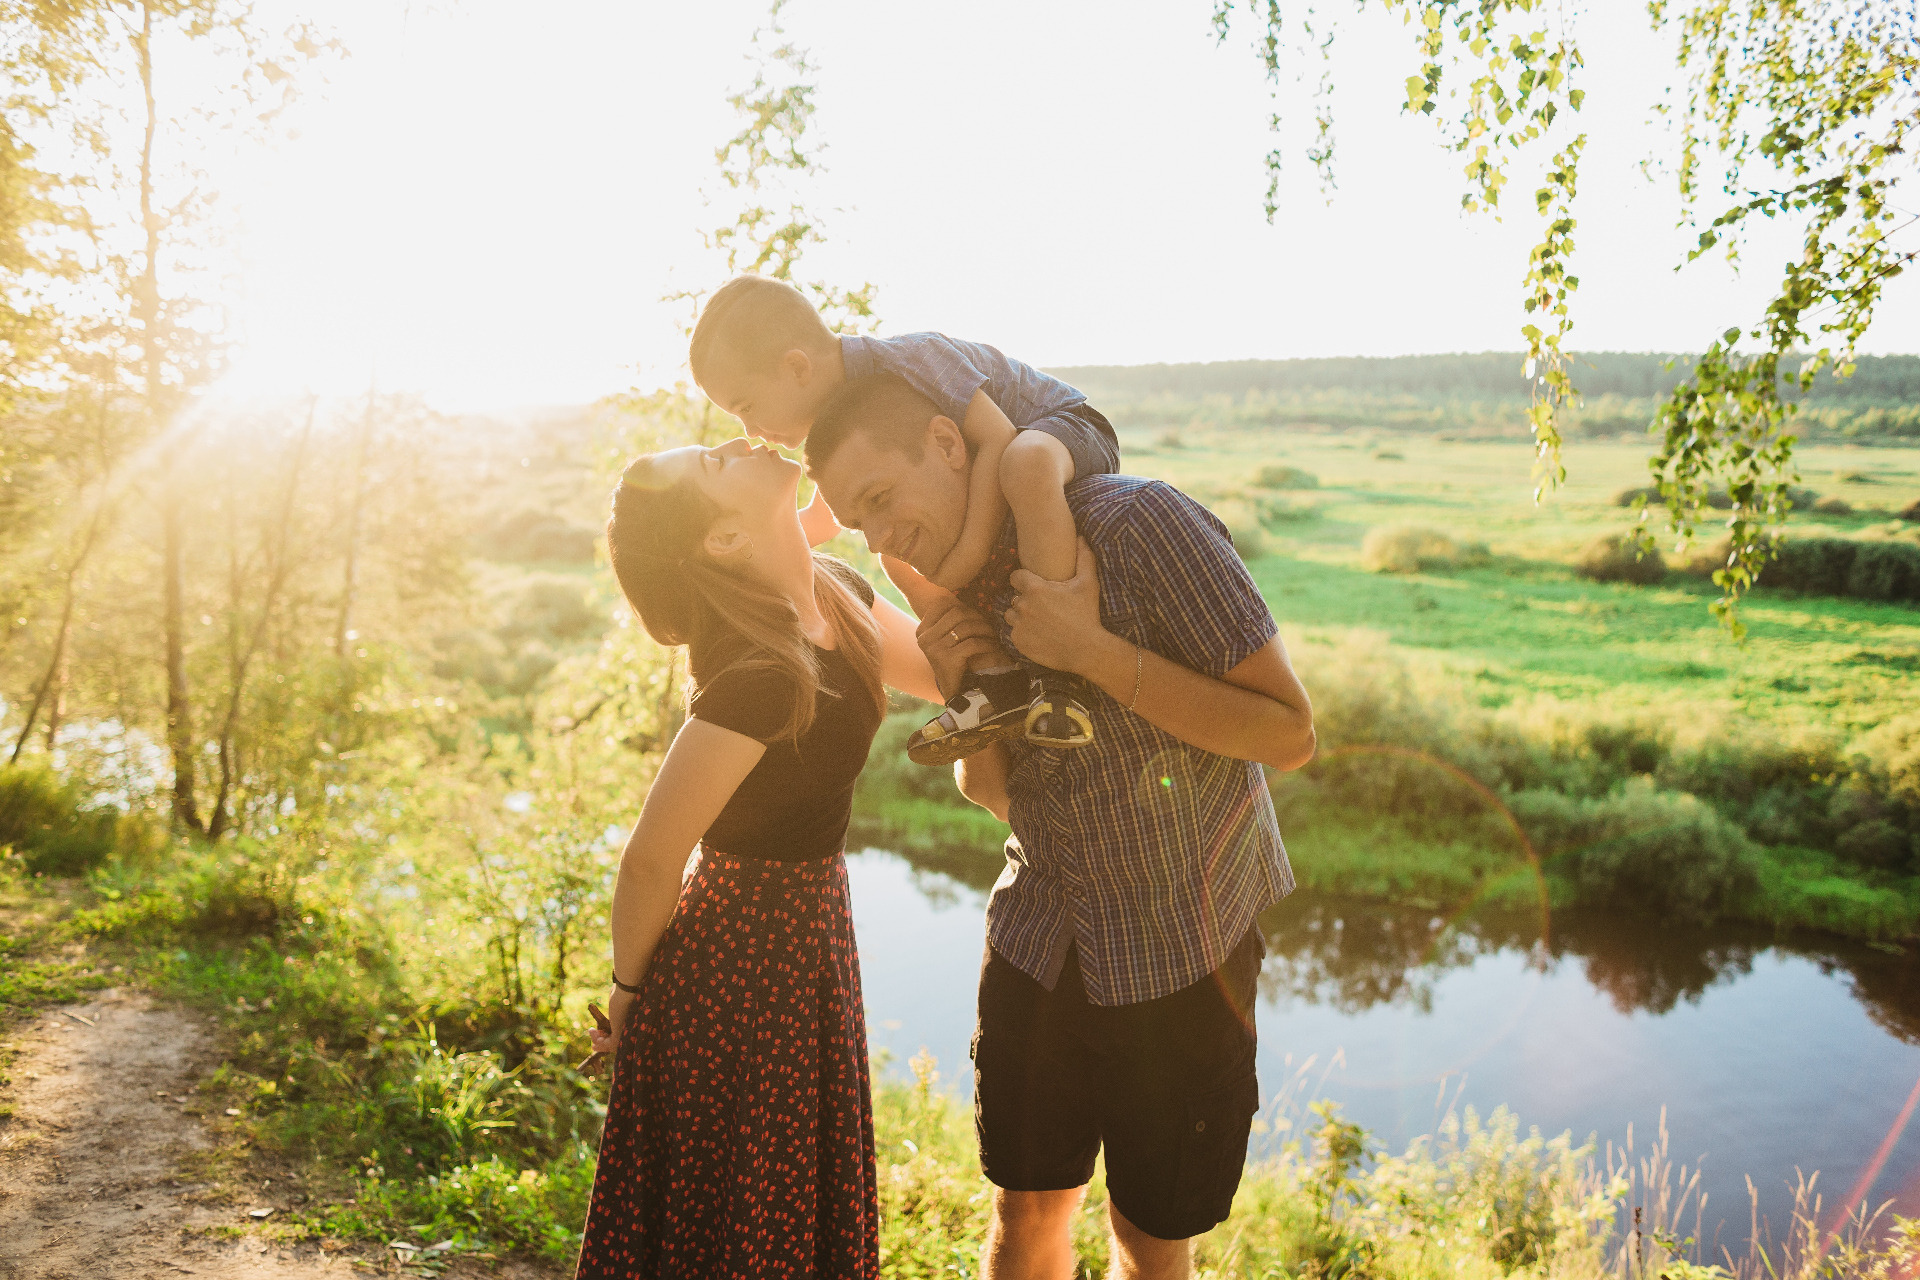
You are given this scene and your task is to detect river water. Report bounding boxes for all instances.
[845,847,1920,1245]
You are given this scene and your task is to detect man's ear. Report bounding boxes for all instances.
[927,415,968,470]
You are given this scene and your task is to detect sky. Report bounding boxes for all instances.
[217,0,1920,410]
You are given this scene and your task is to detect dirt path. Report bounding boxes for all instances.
[0,989,352,1279]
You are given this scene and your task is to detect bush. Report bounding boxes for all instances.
[1360,525,1488,574]
[475,508,597,565]
[1509,780,1760,924]
[1813,494,1854,515]
[1767,537,1858,593]
[1902,498,1920,521]
[1572,533,1665,585]
[1835,819,1913,871]
[1613,483,1818,510]
[1846,540,1920,602]
[1210,499,1270,559]
[1371,448,1404,461]
[1255,464,1319,490]
[503,578,598,642]
[0,764,121,875]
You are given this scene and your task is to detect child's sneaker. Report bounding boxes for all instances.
[906,686,1028,766]
[1025,678,1095,749]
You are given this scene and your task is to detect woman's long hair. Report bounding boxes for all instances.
[606,453,883,742]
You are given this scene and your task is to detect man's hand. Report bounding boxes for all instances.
[1005,539,1108,676]
[913,597,1000,699]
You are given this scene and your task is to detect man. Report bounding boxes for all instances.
[807,372,1315,1280]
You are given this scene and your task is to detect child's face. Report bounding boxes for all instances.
[703,350,825,449]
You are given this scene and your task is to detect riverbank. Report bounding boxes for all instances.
[852,642,1920,944]
[5,838,1918,1277]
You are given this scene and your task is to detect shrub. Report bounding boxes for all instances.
[1613,483,1818,509]
[1509,780,1760,924]
[1155,429,1185,449]
[1573,533,1665,585]
[1813,494,1854,515]
[475,509,597,565]
[1210,499,1270,559]
[1846,539,1920,602]
[1255,464,1319,490]
[1360,525,1488,574]
[1902,497,1920,521]
[1835,819,1912,871]
[0,763,120,875]
[1371,448,1404,461]
[502,578,598,642]
[1767,537,1857,593]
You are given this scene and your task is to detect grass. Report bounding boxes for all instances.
[848,431,1920,943]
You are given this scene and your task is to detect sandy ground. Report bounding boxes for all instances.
[0,988,364,1279]
[0,989,557,1279]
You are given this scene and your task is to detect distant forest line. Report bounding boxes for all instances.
[1051,352,1920,405]
[1048,353,1920,442]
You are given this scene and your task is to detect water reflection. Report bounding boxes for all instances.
[852,843,1920,1240]
[1254,892,1920,1041]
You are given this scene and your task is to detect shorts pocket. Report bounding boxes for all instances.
[1172,1071,1260,1233]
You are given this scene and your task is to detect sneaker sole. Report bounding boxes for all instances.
[906,710,1028,766]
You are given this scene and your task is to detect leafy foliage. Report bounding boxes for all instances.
[1211,2,1917,628]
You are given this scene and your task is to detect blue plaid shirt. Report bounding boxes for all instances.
[982,474,1293,1006]
[840,332,1085,428]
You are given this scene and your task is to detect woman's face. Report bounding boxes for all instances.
[650,436,801,551]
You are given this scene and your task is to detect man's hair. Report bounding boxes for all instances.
[688,275,836,384]
[805,372,943,475]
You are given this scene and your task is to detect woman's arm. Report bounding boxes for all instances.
[873,595,944,704]
[595,718,765,1050]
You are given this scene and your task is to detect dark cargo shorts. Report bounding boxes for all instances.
[1021,402,1120,482]
[970,928,1263,1241]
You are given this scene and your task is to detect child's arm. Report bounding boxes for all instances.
[928,388,1017,591]
[800,483,842,547]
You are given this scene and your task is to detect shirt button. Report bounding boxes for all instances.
[1195,1120,1207,1133]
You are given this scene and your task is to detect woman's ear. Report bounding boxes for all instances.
[703,521,752,562]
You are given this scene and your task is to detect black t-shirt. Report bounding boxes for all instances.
[688,557,883,863]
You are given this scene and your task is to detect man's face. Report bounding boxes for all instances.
[810,417,971,578]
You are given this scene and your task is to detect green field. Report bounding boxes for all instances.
[854,428,1920,940]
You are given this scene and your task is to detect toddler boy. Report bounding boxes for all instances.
[689,274,1119,764]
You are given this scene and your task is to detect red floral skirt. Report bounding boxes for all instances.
[573,846,879,1280]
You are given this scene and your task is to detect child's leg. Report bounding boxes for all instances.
[997,431,1095,748]
[882,555,1029,766]
[998,431,1079,583]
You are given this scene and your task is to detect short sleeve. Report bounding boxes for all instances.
[818,554,876,607]
[1119,483,1278,678]
[869,334,990,423]
[690,665,797,742]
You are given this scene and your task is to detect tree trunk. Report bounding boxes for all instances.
[207,400,314,839]
[334,385,374,658]
[10,488,111,765]
[133,2,200,832]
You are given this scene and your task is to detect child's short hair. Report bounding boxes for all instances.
[689,275,836,384]
[805,372,941,475]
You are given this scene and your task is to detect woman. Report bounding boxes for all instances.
[574,436,954,1280]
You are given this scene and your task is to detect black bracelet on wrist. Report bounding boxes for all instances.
[610,969,643,994]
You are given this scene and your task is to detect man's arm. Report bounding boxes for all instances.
[1006,540,1316,772]
[800,483,842,547]
[928,388,1017,590]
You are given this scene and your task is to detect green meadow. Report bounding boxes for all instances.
[854,424,1920,940]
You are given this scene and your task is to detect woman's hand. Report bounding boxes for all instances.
[913,597,1002,698]
[581,989,634,1074]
